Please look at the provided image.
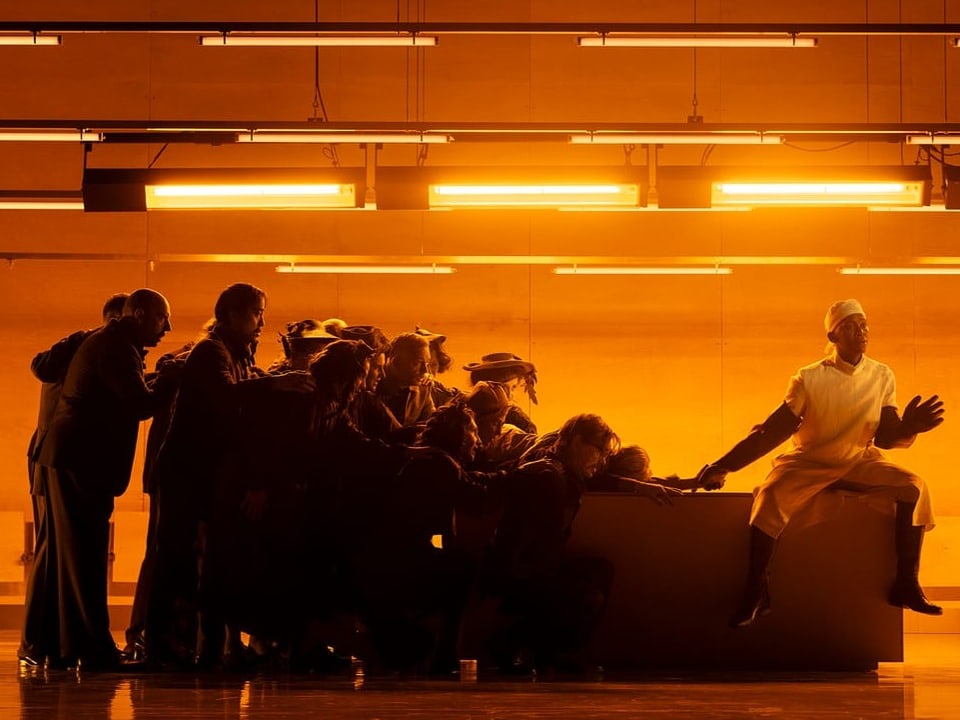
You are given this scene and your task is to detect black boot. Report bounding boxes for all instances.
[889,502,942,616]
[730,526,777,628]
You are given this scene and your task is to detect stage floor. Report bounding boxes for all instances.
[3,632,958,719]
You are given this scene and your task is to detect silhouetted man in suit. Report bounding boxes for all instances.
[19,293,128,667]
[36,288,171,669]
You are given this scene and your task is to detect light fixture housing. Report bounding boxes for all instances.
[200,33,437,47]
[570,133,783,145]
[941,165,960,209]
[375,166,647,209]
[656,166,931,208]
[277,264,454,274]
[553,266,732,275]
[840,267,960,275]
[82,168,366,211]
[577,35,817,48]
[0,190,85,210]
[905,134,960,146]
[237,131,450,144]
[0,130,100,142]
[0,33,61,46]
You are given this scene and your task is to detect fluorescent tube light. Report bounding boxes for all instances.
[83,167,366,211]
[0,131,101,142]
[200,34,437,47]
[554,266,732,275]
[840,267,960,276]
[145,183,357,209]
[0,201,85,210]
[0,34,61,46]
[713,181,925,206]
[577,35,816,48]
[429,184,640,208]
[905,135,960,146]
[276,264,454,274]
[570,133,783,145]
[237,132,449,144]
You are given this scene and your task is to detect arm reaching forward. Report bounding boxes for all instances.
[698,403,801,491]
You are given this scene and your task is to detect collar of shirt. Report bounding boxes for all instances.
[825,349,865,375]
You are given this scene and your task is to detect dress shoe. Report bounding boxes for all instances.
[17,653,45,668]
[71,648,146,673]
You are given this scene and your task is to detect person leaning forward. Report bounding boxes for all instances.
[34,288,172,670]
[19,292,128,669]
[699,299,944,628]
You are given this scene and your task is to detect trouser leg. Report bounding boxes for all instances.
[20,474,57,662]
[125,492,158,653]
[46,468,116,664]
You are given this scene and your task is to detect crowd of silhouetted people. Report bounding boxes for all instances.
[20,284,944,677]
[21,283,683,676]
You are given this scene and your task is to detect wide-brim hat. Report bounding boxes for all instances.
[282,319,340,345]
[340,325,388,352]
[415,326,447,344]
[463,352,535,374]
[465,381,511,418]
[290,330,340,344]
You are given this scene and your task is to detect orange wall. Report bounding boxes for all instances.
[1,2,959,553]
[3,211,960,517]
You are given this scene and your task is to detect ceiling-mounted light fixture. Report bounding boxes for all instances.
[577,34,817,48]
[0,130,101,142]
[82,168,367,211]
[0,33,61,46]
[0,191,86,210]
[237,132,450,144]
[840,267,960,275]
[714,181,924,206]
[145,184,356,209]
[276,264,454,274]
[553,266,732,275]
[429,184,640,208]
[375,166,648,209]
[657,166,931,208]
[905,134,960,145]
[200,33,437,47]
[570,133,783,145]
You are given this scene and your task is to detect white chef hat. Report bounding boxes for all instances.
[824,298,866,334]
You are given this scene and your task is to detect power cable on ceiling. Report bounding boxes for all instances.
[312,0,339,166]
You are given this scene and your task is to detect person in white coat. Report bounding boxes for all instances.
[699,299,944,627]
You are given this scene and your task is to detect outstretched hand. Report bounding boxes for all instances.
[631,481,683,506]
[697,464,729,491]
[902,394,945,435]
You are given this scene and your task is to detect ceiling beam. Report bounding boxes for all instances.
[0,21,959,37]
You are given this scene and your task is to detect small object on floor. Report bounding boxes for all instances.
[459,658,478,682]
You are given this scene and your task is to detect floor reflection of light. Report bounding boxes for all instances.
[240,679,251,719]
[110,679,133,720]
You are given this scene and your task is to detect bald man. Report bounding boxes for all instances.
[35,288,171,669]
[19,292,128,668]
[699,299,944,628]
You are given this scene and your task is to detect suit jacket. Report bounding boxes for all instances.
[153,329,279,519]
[26,328,96,493]
[36,318,155,497]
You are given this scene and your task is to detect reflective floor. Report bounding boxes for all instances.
[3,633,958,719]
